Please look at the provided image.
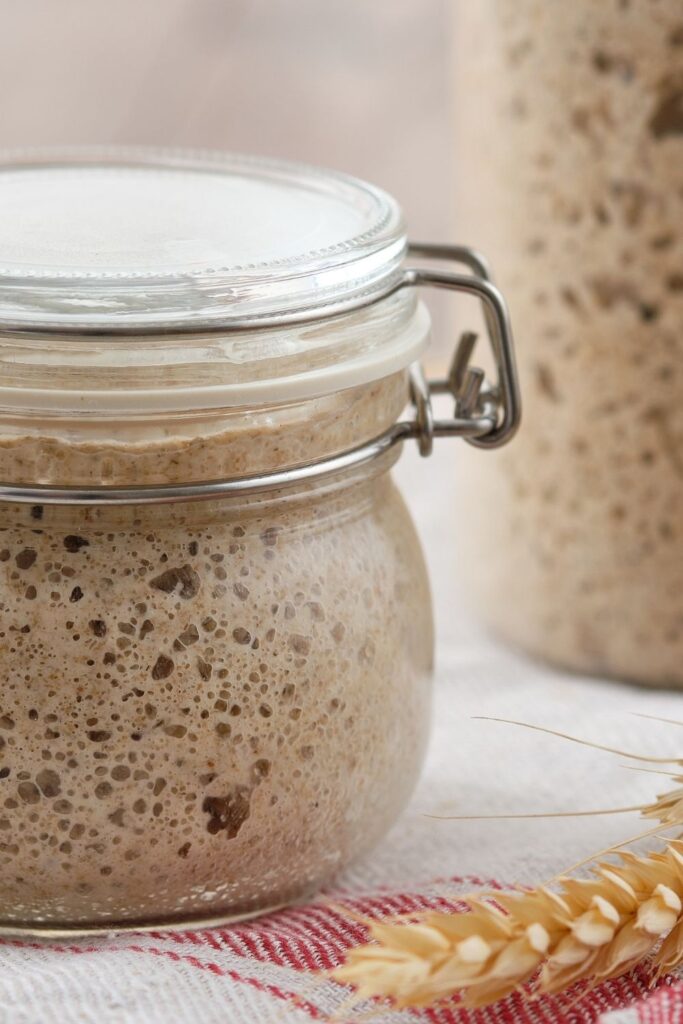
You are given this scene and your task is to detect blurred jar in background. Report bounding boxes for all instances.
[454,0,683,686]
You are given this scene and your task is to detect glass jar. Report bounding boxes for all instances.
[454,0,683,686]
[0,149,519,934]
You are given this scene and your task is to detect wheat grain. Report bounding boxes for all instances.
[332,840,683,1010]
[331,722,683,1015]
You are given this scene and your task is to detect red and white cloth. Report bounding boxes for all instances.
[2,447,683,1023]
[1,882,681,1023]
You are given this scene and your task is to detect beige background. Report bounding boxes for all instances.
[0,0,454,240]
[0,0,459,357]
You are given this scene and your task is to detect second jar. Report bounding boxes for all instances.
[455,0,683,687]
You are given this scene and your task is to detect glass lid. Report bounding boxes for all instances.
[0,148,406,331]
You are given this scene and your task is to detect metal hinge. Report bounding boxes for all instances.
[403,243,521,454]
[0,244,521,506]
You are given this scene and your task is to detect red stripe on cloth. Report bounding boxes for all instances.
[0,936,327,1022]
[0,876,677,1023]
[129,944,328,1019]
[628,978,681,1024]
[148,888,471,971]
[405,963,663,1024]
[145,874,504,973]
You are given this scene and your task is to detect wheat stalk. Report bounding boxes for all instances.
[331,727,683,1012]
[333,842,683,1010]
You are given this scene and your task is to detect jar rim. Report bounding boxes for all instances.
[0,148,430,412]
[0,147,406,332]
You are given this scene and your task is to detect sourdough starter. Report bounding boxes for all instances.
[0,376,433,927]
[455,0,683,685]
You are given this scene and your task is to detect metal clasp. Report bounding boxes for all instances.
[0,243,521,506]
[402,243,521,453]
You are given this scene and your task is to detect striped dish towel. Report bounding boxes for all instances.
[0,880,678,1024]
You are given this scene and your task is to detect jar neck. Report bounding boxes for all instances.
[0,285,429,487]
[0,447,401,531]
[0,370,408,488]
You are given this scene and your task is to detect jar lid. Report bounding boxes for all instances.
[0,148,406,331]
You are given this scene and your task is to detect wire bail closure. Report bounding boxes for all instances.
[0,244,520,506]
[404,242,520,453]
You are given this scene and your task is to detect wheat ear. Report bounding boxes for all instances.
[331,722,683,1011]
[332,839,683,1010]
